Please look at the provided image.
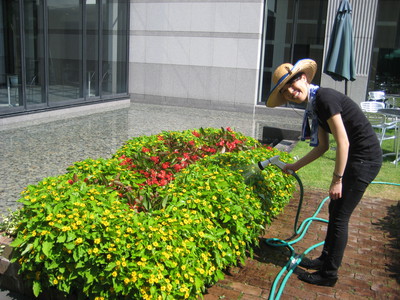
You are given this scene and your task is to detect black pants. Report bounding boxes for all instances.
[321,159,382,277]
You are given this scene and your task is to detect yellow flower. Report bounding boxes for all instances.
[75,238,83,244]
[112,271,117,277]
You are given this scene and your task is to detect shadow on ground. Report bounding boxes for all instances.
[374,201,400,284]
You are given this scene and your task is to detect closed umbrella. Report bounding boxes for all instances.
[324,0,355,95]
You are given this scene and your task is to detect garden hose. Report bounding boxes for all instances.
[265,171,329,300]
[260,160,400,300]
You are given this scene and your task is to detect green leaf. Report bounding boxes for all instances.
[42,241,53,257]
[33,281,42,297]
[195,276,203,289]
[64,242,75,250]
[161,195,169,209]
[45,260,59,270]
[223,215,231,223]
[21,243,33,256]
[57,234,66,243]
[105,262,116,271]
[215,269,225,280]
[67,231,76,242]
[84,270,95,283]
[10,237,24,248]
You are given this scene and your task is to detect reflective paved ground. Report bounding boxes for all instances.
[0,101,302,215]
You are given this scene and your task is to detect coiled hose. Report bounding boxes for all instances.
[265,174,400,300]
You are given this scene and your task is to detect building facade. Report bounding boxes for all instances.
[1,0,399,118]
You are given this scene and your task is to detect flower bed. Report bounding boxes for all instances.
[9,128,295,299]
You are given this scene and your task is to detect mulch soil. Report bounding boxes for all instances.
[204,189,400,299]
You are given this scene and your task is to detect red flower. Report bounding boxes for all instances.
[159,179,168,186]
[173,164,183,172]
[216,139,225,147]
[150,156,160,164]
[142,147,150,153]
[68,180,74,185]
[226,127,233,132]
[192,131,201,137]
[162,162,170,169]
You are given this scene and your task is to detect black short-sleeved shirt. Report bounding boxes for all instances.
[315,87,382,162]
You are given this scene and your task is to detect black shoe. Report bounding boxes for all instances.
[299,257,324,270]
[298,271,338,287]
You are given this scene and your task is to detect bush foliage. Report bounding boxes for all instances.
[10,128,295,299]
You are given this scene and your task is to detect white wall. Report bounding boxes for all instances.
[129,0,265,112]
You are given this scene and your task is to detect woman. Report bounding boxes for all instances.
[266,59,382,286]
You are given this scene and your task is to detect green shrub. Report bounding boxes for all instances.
[10,128,295,299]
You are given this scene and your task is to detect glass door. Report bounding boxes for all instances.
[0,0,23,110]
[25,0,46,108]
[86,0,99,98]
[47,0,83,105]
[101,0,128,97]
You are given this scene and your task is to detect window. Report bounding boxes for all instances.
[48,0,83,104]
[368,0,400,94]
[0,0,128,116]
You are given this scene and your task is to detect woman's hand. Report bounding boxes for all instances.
[329,180,342,200]
[327,113,349,201]
[283,163,298,175]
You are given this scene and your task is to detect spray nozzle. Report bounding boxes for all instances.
[258,155,293,174]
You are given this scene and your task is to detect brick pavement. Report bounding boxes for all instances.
[204,189,400,299]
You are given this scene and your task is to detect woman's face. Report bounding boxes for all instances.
[279,73,309,104]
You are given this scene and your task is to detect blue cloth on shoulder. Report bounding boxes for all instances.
[301,85,319,147]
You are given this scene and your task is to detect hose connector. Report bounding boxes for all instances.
[258,155,292,174]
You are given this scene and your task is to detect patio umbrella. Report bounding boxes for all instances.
[324,0,355,95]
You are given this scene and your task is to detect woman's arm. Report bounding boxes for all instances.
[327,113,349,200]
[284,125,330,172]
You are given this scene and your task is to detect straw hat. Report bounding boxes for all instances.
[266,59,317,107]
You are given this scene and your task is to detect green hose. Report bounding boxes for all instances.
[265,176,400,300]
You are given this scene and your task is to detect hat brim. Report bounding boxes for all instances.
[266,59,317,107]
